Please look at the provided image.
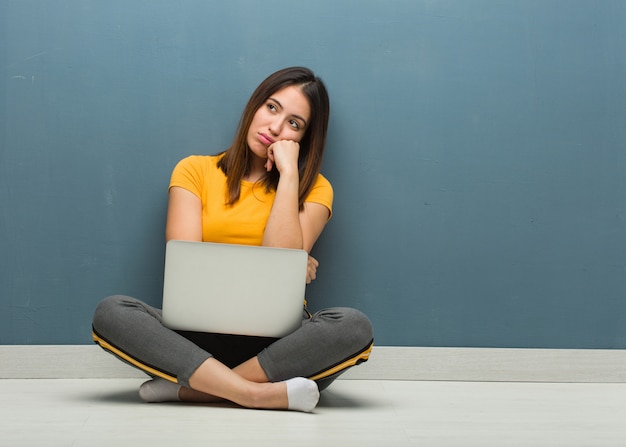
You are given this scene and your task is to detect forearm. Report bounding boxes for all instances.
[262,171,303,249]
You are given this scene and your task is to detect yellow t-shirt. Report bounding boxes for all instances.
[169,154,333,246]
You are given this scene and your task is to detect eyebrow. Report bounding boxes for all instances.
[269,97,308,128]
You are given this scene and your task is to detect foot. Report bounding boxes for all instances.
[139,378,181,403]
[285,377,320,413]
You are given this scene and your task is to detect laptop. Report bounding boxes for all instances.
[161,240,308,338]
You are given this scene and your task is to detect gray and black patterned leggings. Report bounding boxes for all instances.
[92,295,373,391]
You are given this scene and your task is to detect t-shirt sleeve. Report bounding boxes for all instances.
[305,174,334,220]
[169,155,205,198]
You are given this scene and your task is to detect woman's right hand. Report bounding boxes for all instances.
[306,255,319,284]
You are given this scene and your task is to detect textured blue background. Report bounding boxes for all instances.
[1,0,625,347]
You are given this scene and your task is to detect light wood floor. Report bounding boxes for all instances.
[2,378,626,446]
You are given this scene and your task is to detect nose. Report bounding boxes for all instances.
[268,119,281,136]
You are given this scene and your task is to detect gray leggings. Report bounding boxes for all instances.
[92,295,373,391]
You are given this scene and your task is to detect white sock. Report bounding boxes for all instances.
[285,377,319,413]
[139,378,182,403]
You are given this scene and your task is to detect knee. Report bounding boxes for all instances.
[315,307,374,348]
[343,307,374,346]
[92,295,137,333]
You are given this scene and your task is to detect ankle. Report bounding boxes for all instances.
[247,382,288,410]
[179,386,223,403]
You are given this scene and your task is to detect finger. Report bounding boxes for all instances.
[307,261,318,280]
[265,146,276,171]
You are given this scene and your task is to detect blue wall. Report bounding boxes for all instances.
[1,0,625,347]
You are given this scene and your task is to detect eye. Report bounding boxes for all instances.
[289,119,301,130]
[267,102,277,112]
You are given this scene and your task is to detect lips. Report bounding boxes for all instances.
[258,133,274,146]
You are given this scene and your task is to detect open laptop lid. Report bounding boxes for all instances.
[162,240,308,338]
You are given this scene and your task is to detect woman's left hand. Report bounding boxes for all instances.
[265,140,300,174]
[306,255,319,284]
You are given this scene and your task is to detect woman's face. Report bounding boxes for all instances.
[247,85,311,160]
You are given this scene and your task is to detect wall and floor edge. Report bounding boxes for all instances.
[1,345,625,383]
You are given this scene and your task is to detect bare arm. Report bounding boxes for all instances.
[299,202,330,284]
[261,168,303,249]
[261,140,330,283]
[261,140,329,252]
[165,186,203,242]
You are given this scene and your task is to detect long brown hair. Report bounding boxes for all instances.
[217,67,330,209]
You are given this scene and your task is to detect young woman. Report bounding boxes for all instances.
[92,67,373,413]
